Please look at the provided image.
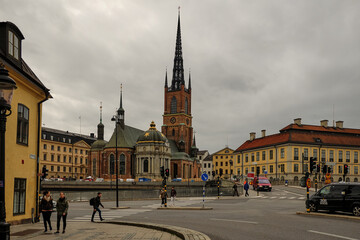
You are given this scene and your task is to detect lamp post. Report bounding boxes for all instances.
[0,64,17,239]
[111,115,119,208]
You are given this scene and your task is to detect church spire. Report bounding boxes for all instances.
[97,102,104,140]
[188,69,191,89]
[171,7,185,90]
[165,68,168,88]
[117,84,125,129]
[100,101,103,124]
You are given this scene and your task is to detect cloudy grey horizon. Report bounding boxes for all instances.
[1,0,360,154]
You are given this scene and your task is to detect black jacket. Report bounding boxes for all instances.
[94,196,104,208]
[40,197,53,211]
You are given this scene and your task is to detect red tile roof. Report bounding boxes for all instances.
[281,124,360,135]
[235,133,290,152]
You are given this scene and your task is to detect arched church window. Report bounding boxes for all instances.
[120,154,126,175]
[170,96,177,114]
[144,159,149,173]
[92,158,96,177]
[185,97,188,115]
[172,129,175,136]
[110,154,115,175]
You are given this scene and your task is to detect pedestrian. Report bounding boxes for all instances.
[160,188,167,207]
[55,192,68,234]
[40,190,53,233]
[233,183,239,197]
[91,192,105,222]
[244,180,249,197]
[170,187,177,206]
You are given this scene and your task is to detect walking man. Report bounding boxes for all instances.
[55,192,68,234]
[170,187,177,206]
[91,192,105,222]
[40,190,53,233]
[244,180,249,197]
[160,188,167,207]
[233,183,239,197]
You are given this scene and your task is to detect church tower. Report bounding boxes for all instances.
[162,10,193,155]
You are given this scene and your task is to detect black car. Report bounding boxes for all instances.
[307,182,360,216]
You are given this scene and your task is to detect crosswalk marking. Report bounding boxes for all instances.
[67,209,151,222]
[247,195,306,201]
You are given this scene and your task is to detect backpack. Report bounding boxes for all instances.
[89,197,95,206]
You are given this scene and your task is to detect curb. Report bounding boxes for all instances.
[296,211,360,221]
[110,206,130,210]
[157,207,213,210]
[103,220,211,240]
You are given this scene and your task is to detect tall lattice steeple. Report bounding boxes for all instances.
[97,102,104,140]
[171,8,185,90]
[117,84,125,129]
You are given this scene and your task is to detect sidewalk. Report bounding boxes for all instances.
[11,220,210,240]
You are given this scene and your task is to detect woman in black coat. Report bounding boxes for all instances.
[40,190,54,232]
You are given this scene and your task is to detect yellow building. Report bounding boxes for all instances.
[0,22,50,224]
[234,118,360,183]
[212,147,234,178]
[40,127,96,180]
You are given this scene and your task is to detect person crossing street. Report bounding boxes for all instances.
[91,192,105,222]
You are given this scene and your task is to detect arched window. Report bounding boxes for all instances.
[143,159,149,173]
[92,158,96,176]
[110,154,115,175]
[185,97,188,115]
[172,129,175,136]
[120,154,126,175]
[170,96,177,114]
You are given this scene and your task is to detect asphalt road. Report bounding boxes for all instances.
[50,186,359,240]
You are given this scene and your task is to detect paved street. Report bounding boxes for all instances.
[13,186,359,240]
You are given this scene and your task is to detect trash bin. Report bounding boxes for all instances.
[285,180,288,186]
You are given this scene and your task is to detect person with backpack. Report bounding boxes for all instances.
[160,188,167,207]
[55,192,68,234]
[40,190,53,233]
[91,192,104,222]
[244,179,250,197]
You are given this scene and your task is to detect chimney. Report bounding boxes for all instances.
[90,133,95,138]
[294,118,302,125]
[336,121,344,128]
[261,129,266,138]
[320,120,328,127]
[250,132,256,141]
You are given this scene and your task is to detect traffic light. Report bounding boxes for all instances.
[160,166,165,177]
[41,166,48,181]
[344,164,349,175]
[310,157,316,173]
[212,171,215,177]
[219,169,223,177]
[165,168,169,177]
[328,167,332,173]
[322,165,328,174]
[316,164,320,173]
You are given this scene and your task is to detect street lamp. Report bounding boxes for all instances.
[111,115,120,208]
[0,64,17,239]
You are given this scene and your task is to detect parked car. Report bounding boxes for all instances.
[171,178,182,182]
[84,176,94,182]
[307,182,360,216]
[253,177,272,191]
[95,178,104,182]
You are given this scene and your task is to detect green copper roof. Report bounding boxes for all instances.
[168,139,192,161]
[104,125,144,149]
[137,121,168,145]
[91,139,108,150]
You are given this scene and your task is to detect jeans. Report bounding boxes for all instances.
[91,207,103,221]
[42,211,52,231]
[57,214,67,231]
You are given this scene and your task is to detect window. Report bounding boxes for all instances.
[8,31,19,59]
[92,158,96,175]
[80,150,83,154]
[280,148,285,158]
[185,97,188,115]
[245,154,248,163]
[256,152,259,161]
[109,155,115,174]
[57,155,60,162]
[51,155,54,161]
[313,149,317,158]
[303,148,308,160]
[216,170,218,175]
[245,168,248,174]
[329,150,334,162]
[51,166,54,171]
[43,144,47,150]
[346,151,350,163]
[69,157,72,163]
[251,153,254,162]
[225,162,228,167]
[225,170,228,174]
[63,156,66,163]
[51,145,54,151]
[69,167,72,173]
[17,104,29,145]
[85,158,88,164]
[270,165,273,173]
[220,162,223,166]
[294,164,299,172]
[294,148,299,160]
[280,164,285,173]
[42,134,46,139]
[143,159,149,172]
[355,152,358,163]
[63,147,66,152]
[43,153,47,161]
[57,146,60,151]
[13,178,26,215]
[170,96,177,114]
[75,157,78,164]
[75,168,77,173]
[304,163,308,172]
[237,155,240,164]
[172,129,175,136]
[75,149,78,154]
[269,150,273,160]
[203,163,206,168]
[251,167,254,172]
[80,157,83,164]
[262,151,266,161]
[220,156,223,159]
[208,163,211,168]
[338,165,343,174]
[215,162,218,166]
[120,154,126,175]
[354,166,359,175]
[86,150,88,155]
[339,150,343,162]
[69,148,72,153]
[57,166,60,171]
[69,139,71,144]
[50,136,54,141]
[321,150,326,162]
[63,167,66,172]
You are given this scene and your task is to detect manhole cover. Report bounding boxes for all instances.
[11,229,42,236]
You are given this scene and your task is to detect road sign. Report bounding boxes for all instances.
[264,170,268,174]
[201,173,209,181]
[306,178,311,188]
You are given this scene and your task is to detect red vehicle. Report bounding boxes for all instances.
[253,177,272,191]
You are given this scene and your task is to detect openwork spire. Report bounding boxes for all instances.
[171,7,185,90]
[165,68,168,88]
[100,102,103,124]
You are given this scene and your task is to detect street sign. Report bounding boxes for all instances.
[306,178,311,188]
[201,173,209,181]
[264,170,268,174]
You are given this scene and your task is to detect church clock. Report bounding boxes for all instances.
[170,117,176,124]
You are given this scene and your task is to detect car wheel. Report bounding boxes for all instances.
[353,205,360,216]
[309,202,318,212]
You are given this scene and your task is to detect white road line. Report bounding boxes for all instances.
[289,197,296,199]
[279,197,286,199]
[298,197,305,200]
[308,230,359,240]
[270,196,277,199]
[210,218,258,224]
[283,190,304,197]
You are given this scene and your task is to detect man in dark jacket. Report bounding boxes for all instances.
[91,192,104,222]
[40,190,53,232]
[233,183,239,197]
[244,180,250,197]
[55,192,68,234]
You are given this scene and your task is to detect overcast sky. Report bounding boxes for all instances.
[1,0,360,153]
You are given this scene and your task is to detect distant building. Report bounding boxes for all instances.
[202,154,214,178]
[40,127,96,179]
[0,21,50,224]
[234,118,360,182]
[197,150,210,173]
[212,147,235,178]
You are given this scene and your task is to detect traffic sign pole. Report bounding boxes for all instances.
[200,173,208,207]
[306,177,311,213]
